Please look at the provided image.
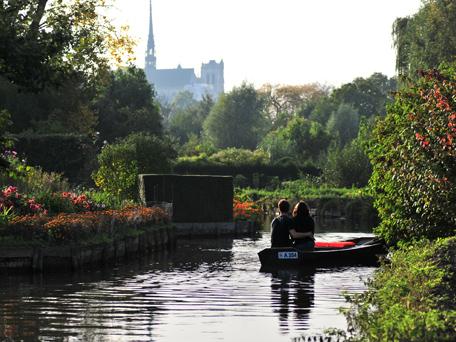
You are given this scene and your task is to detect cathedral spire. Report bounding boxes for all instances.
[145,0,156,79]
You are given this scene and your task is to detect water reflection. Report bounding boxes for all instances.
[269,269,315,334]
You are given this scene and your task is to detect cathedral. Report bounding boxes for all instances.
[144,0,224,101]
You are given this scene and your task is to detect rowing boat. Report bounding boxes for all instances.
[258,237,386,268]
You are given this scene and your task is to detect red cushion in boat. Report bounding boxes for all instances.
[315,241,356,248]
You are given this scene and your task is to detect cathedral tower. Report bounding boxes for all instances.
[201,60,225,97]
[145,0,156,83]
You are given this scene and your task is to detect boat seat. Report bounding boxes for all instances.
[315,241,356,249]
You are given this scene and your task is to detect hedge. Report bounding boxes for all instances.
[13,133,97,184]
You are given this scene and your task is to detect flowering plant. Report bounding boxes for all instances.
[368,64,456,243]
[5,206,170,243]
[0,186,47,216]
[233,200,261,222]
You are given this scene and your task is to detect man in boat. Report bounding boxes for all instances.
[271,199,313,247]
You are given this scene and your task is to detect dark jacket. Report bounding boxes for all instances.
[292,216,315,244]
[271,214,293,247]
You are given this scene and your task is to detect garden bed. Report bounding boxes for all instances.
[0,206,175,272]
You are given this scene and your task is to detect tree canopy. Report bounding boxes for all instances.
[204,83,266,149]
[0,0,134,91]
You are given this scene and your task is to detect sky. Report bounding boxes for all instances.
[111,0,422,90]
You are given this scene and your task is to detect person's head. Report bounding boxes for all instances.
[293,201,310,218]
[278,199,290,214]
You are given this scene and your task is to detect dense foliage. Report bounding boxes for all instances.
[323,132,371,188]
[393,0,456,77]
[368,64,456,244]
[344,237,456,342]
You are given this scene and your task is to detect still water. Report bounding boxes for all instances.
[0,220,376,342]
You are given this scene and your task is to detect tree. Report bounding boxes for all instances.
[305,95,336,125]
[0,0,134,91]
[94,66,162,143]
[323,139,371,188]
[393,0,456,77]
[203,83,266,149]
[368,64,456,244]
[261,117,331,164]
[331,73,397,117]
[0,75,100,135]
[258,83,330,128]
[168,95,214,144]
[326,103,360,147]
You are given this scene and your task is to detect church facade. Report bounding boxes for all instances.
[144,1,224,101]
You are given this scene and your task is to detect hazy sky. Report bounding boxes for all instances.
[111,0,422,90]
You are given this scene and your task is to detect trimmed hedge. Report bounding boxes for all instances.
[13,133,97,184]
[173,161,320,188]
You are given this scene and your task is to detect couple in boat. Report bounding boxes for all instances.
[270,199,315,250]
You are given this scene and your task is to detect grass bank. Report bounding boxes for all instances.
[235,180,367,206]
[343,237,456,341]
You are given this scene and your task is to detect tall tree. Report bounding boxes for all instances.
[203,83,266,149]
[261,117,330,164]
[326,103,360,147]
[169,95,214,143]
[393,0,456,77]
[94,66,162,143]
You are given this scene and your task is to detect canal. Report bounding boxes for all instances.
[0,219,376,341]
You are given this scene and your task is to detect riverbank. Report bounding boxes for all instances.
[235,184,376,223]
[343,237,456,341]
[0,205,260,272]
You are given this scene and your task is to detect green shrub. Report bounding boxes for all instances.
[344,237,456,342]
[368,64,456,244]
[93,133,176,201]
[174,150,319,188]
[208,148,269,165]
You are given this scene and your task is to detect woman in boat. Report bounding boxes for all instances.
[291,201,315,250]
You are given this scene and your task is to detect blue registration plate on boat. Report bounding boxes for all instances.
[278,251,299,259]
